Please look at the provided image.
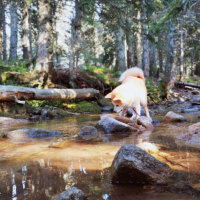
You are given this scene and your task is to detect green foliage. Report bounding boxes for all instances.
[183,76,200,85]
[146,79,165,103]
[83,65,119,86]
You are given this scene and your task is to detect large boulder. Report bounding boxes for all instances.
[6,128,61,139]
[98,117,132,134]
[163,111,187,122]
[51,186,85,200]
[77,126,99,141]
[110,145,172,185]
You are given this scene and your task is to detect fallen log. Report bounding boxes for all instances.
[175,81,200,89]
[0,85,100,103]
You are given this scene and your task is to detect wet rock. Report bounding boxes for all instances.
[77,126,99,141]
[101,106,113,112]
[191,95,200,105]
[0,117,29,127]
[6,128,61,139]
[137,116,153,129]
[178,122,200,148]
[51,186,85,200]
[98,117,132,134]
[163,111,187,122]
[191,90,200,95]
[110,145,172,185]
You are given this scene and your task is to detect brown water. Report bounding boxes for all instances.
[0,114,200,200]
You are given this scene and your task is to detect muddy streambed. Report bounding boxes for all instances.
[0,113,200,200]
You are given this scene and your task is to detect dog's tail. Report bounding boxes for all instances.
[119,67,145,82]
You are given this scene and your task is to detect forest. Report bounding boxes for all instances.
[0,0,200,200]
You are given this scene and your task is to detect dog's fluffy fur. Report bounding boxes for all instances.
[105,67,151,120]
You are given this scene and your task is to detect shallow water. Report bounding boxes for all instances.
[0,113,200,200]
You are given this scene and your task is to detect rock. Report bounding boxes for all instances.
[178,122,200,148]
[101,106,113,112]
[137,116,153,129]
[110,145,172,185]
[191,95,200,105]
[98,117,132,134]
[191,90,200,95]
[6,128,61,139]
[0,117,29,127]
[51,186,85,200]
[163,111,187,122]
[77,126,99,141]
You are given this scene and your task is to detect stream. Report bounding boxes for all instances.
[0,113,200,200]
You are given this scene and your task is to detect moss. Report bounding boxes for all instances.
[62,101,101,113]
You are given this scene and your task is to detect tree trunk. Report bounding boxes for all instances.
[164,21,176,98]
[116,24,127,71]
[21,1,31,60]
[136,10,142,69]
[69,0,82,70]
[0,85,99,102]
[142,2,149,77]
[157,34,163,74]
[149,41,158,77]
[0,0,3,59]
[3,0,7,61]
[179,18,184,81]
[35,0,53,73]
[9,1,18,60]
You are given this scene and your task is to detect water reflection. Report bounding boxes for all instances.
[0,114,200,199]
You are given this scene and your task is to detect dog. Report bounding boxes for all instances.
[105,67,151,121]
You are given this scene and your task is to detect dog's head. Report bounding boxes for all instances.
[105,92,124,114]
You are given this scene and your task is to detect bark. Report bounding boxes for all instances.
[136,10,142,69]
[164,21,176,98]
[175,82,200,89]
[3,0,7,61]
[21,1,31,60]
[142,2,149,77]
[158,34,163,74]
[0,0,3,59]
[9,1,18,60]
[0,85,100,102]
[149,41,158,77]
[116,24,127,71]
[35,0,53,72]
[179,18,184,81]
[69,0,82,70]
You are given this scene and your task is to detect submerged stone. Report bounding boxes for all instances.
[0,117,29,126]
[6,128,61,139]
[51,186,85,200]
[110,144,172,185]
[77,126,99,141]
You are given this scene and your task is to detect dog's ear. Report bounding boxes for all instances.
[105,92,112,99]
[113,97,122,105]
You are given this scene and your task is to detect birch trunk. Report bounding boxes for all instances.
[164,22,176,98]
[116,24,127,71]
[9,1,18,60]
[158,34,163,74]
